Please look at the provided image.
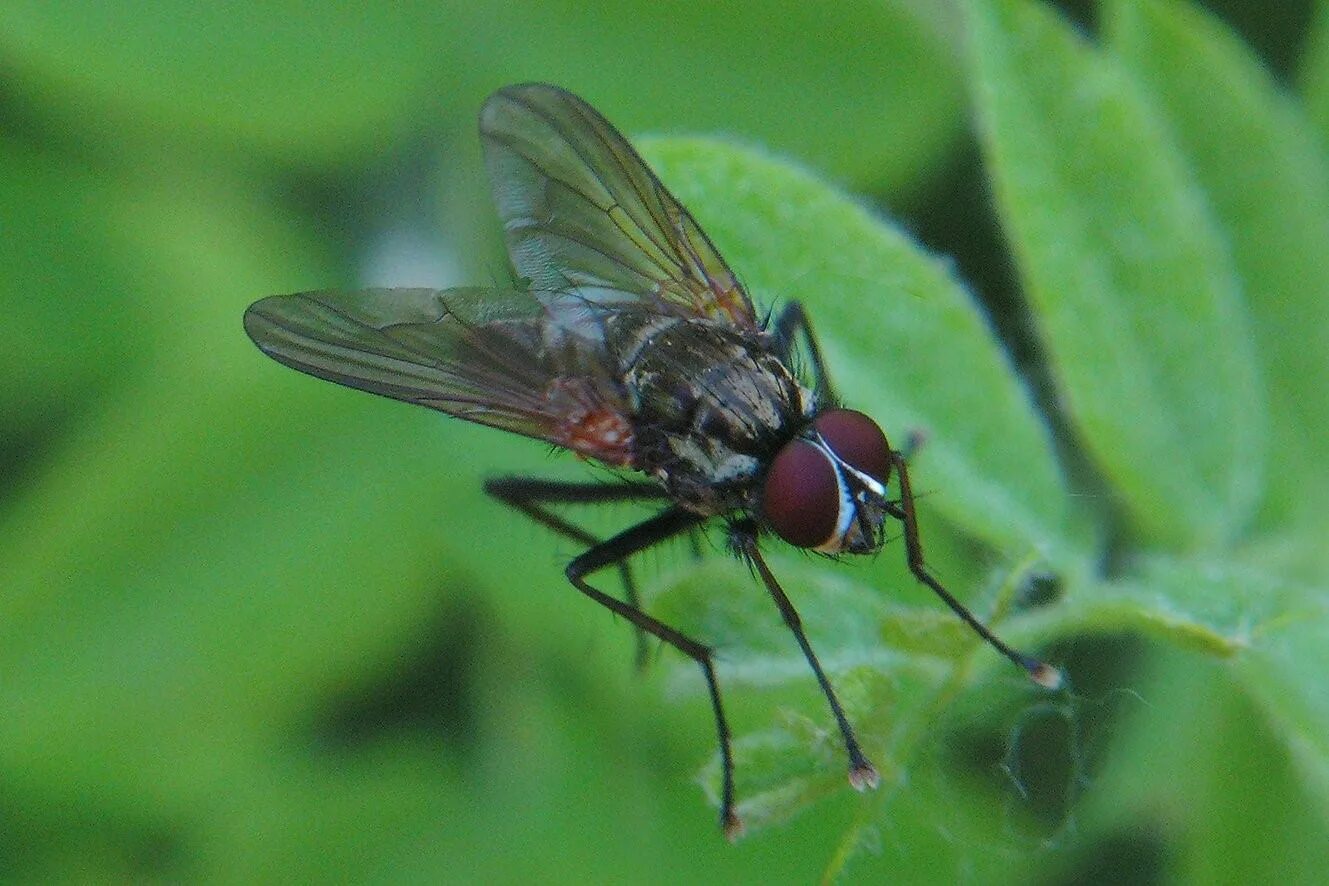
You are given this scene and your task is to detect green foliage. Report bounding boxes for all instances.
[0,0,962,187]
[967,0,1264,549]
[1,0,1326,882]
[1302,1,1329,145]
[1105,0,1329,530]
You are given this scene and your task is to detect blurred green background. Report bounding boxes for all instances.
[3,1,1328,882]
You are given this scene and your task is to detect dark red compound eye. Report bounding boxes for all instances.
[761,440,841,549]
[813,409,891,483]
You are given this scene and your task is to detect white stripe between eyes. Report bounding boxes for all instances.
[808,434,889,553]
[811,438,856,553]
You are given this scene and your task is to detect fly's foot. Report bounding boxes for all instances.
[722,810,745,842]
[848,759,880,791]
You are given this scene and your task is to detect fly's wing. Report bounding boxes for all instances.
[479,83,759,336]
[243,287,636,466]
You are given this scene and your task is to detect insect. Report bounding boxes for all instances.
[244,83,1061,840]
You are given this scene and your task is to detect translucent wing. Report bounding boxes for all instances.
[243,287,636,466]
[479,83,759,335]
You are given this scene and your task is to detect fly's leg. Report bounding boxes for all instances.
[770,301,837,404]
[729,519,879,791]
[883,452,1063,690]
[771,301,930,463]
[485,476,669,670]
[565,507,746,840]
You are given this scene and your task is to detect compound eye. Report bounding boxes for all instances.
[762,440,841,549]
[813,409,891,483]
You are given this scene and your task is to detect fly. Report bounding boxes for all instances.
[243,83,1062,840]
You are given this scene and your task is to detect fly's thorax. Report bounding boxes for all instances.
[605,314,807,513]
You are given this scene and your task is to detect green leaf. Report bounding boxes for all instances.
[1231,596,1329,821]
[1301,1,1329,145]
[963,0,1266,548]
[1111,555,1329,818]
[639,137,1090,566]
[1074,648,1329,883]
[649,536,1060,835]
[1106,0,1329,530]
[650,556,944,680]
[697,704,888,833]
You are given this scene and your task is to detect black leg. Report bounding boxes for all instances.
[485,476,669,670]
[730,519,879,791]
[770,301,837,404]
[566,507,745,840]
[884,452,1062,689]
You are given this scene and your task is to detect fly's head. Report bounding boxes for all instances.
[760,409,893,556]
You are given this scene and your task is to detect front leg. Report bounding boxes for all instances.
[729,518,879,792]
[770,300,837,405]
[882,453,1061,689]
